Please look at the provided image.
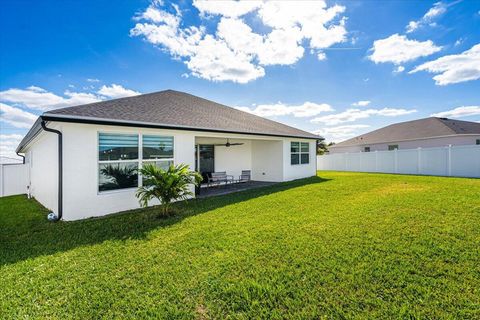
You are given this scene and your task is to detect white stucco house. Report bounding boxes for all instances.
[16,90,319,221]
[329,117,480,154]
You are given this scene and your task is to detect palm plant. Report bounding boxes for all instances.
[136,163,202,216]
[99,164,137,190]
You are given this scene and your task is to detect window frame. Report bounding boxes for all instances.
[364,147,371,152]
[97,132,175,194]
[388,144,399,151]
[141,134,175,183]
[291,141,310,165]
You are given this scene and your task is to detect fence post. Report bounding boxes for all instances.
[417,147,422,174]
[394,149,398,173]
[0,164,3,197]
[375,150,378,172]
[345,152,348,171]
[447,145,452,176]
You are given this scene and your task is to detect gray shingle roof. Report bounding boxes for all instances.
[330,117,480,148]
[43,89,318,139]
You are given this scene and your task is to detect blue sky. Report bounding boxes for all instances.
[1,0,479,160]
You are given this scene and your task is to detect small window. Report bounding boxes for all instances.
[291,142,300,153]
[364,147,370,152]
[388,145,399,151]
[301,142,309,153]
[291,153,300,165]
[291,141,309,165]
[301,154,309,164]
[476,139,480,145]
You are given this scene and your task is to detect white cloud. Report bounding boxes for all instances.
[26,86,46,93]
[185,34,265,83]
[406,21,419,34]
[97,84,141,99]
[410,44,480,85]
[394,65,405,73]
[406,2,447,33]
[236,101,333,118]
[131,0,347,83]
[431,106,480,118]
[0,84,140,111]
[369,34,442,65]
[311,107,417,125]
[87,78,100,82]
[0,134,24,159]
[192,0,262,18]
[352,100,371,107]
[454,38,464,47]
[317,52,327,60]
[0,103,37,128]
[313,124,370,142]
[0,86,101,111]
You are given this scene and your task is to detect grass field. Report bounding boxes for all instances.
[1,171,479,319]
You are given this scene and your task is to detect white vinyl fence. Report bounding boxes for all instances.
[0,163,29,197]
[317,145,480,178]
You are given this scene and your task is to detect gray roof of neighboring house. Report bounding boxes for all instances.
[17,90,318,152]
[330,117,480,148]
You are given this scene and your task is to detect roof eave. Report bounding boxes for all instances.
[16,117,43,153]
[41,113,320,140]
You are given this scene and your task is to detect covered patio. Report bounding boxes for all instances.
[196,180,278,198]
[194,135,284,185]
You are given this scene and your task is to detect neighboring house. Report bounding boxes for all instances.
[329,117,480,154]
[16,90,318,220]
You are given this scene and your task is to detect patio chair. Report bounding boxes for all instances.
[238,170,251,183]
[208,171,234,187]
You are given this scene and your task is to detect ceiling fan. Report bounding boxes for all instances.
[214,139,244,147]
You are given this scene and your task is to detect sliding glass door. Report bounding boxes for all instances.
[196,145,214,183]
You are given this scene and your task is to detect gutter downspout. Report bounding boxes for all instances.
[41,120,62,221]
[16,152,25,164]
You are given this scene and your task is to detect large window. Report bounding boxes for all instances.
[98,133,174,192]
[476,139,480,145]
[291,142,310,165]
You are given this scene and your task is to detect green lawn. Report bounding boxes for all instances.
[1,172,479,319]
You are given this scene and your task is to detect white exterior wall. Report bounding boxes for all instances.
[329,135,480,154]
[24,129,58,213]
[283,139,317,181]
[215,142,252,179]
[61,123,195,220]
[251,140,284,182]
[24,122,317,220]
